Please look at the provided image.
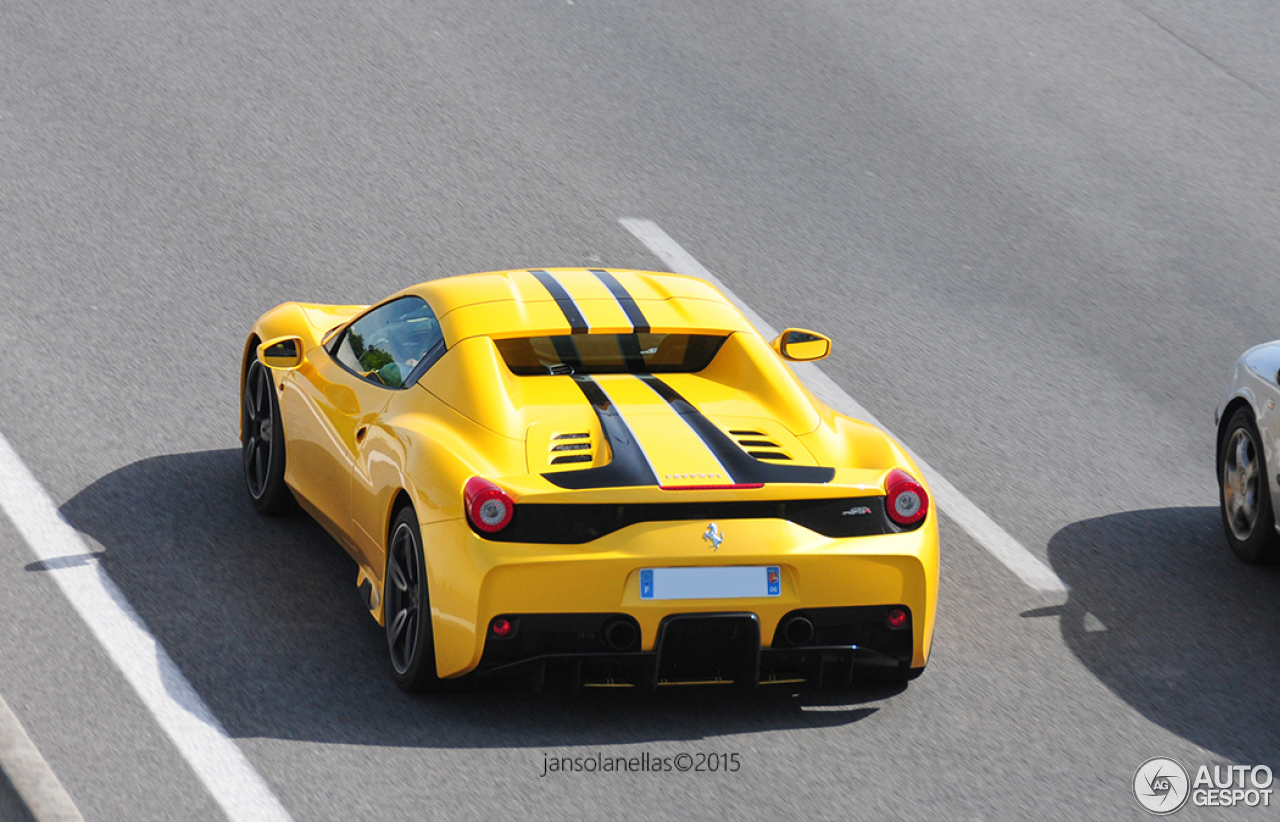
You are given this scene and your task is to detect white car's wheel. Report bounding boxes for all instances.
[1219,407,1280,564]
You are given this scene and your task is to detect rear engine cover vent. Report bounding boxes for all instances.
[550,432,593,465]
[727,429,793,461]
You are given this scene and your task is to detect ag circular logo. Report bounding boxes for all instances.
[1134,757,1190,815]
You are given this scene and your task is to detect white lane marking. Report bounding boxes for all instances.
[619,218,1068,592]
[0,692,84,822]
[0,434,294,822]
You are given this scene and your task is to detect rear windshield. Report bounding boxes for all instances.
[495,333,726,375]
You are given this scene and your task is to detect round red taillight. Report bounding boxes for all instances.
[884,468,928,526]
[887,608,908,630]
[491,617,514,638]
[465,477,514,533]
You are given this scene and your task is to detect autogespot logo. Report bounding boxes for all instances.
[1134,757,1190,815]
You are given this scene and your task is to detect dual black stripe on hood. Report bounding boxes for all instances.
[532,270,833,490]
[638,375,834,486]
[590,269,651,333]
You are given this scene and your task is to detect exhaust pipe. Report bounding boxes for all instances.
[782,615,814,647]
[602,618,638,651]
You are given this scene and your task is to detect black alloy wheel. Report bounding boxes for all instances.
[242,358,291,514]
[385,507,467,692]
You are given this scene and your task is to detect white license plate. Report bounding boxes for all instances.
[639,566,781,601]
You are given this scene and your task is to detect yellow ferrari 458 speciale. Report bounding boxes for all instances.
[241,268,937,692]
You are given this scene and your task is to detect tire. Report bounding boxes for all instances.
[1219,407,1280,564]
[385,507,468,692]
[242,358,292,514]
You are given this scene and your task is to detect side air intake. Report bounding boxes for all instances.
[550,432,593,465]
[727,429,793,461]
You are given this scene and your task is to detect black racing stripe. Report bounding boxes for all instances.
[550,335,583,371]
[573,374,614,412]
[616,333,645,372]
[590,269,650,333]
[542,376,659,489]
[530,270,589,333]
[640,376,835,485]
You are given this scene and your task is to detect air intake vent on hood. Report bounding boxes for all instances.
[728,429,793,461]
[550,432,593,465]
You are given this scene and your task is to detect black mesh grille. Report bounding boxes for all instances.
[550,454,592,465]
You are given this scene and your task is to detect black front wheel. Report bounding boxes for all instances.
[1219,407,1280,564]
[242,359,291,514]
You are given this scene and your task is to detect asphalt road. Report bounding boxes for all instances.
[1,0,1278,819]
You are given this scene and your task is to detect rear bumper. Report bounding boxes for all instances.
[420,514,939,679]
[476,608,916,688]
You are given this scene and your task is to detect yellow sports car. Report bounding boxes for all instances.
[241,268,937,691]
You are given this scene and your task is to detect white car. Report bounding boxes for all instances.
[1217,341,1280,563]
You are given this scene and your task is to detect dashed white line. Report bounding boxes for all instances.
[0,692,83,822]
[0,433,294,822]
[619,217,1068,592]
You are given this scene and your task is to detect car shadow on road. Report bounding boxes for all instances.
[1043,507,1280,764]
[55,449,884,750]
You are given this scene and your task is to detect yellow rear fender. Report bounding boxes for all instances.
[361,427,483,626]
[385,389,527,519]
[396,426,504,523]
[799,411,900,471]
[371,426,514,634]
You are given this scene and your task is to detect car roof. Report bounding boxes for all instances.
[400,268,755,346]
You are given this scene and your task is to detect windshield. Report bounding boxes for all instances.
[495,333,726,375]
